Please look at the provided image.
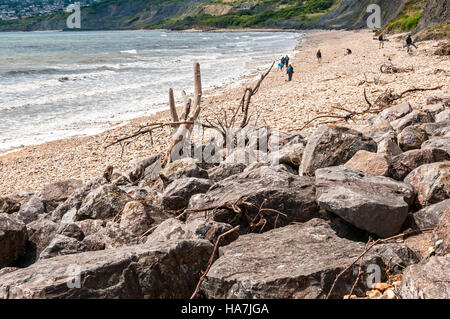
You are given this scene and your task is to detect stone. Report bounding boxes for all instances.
[160,158,208,187]
[39,234,88,260]
[223,148,268,166]
[268,143,304,168]
[0,196,22,214]
[0,214,28,268]
[82,232,106,251]
[128,154,162,183]
[104,222,141,249]
[16,195,46,225]
[207,163,246,182]
[145,218,238,247]
[410,199,450,228]
[188,167,319,234]
[361,121,395,142]
[162,178,213,211]
[389,148,450,181]
[38,179,84,209]
[56,223,85,241]
[420,103,445,115]
[404,232,433,260]
[119,201,155,236]
[404,161,450,206]
[0,239,213,299]
[344,150,391,177]
[201,219,416,299]
[377,132,403,156]
[433,207,449,256]
[315,166,415,237]
[400,255,450,299]
[390,110,434,132]
[299,125,377,176]
[27,218,59,261]
[75,184,132,221]
[435,109,450,123]
[74,219,105,237]
[422,121,450,137]
[371,102,413,125]
[421,137,450,155]
[398,125,428,151]
[427,92,450,107]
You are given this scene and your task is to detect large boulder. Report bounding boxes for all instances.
[27,218,59,262]
[188,167,319,234]
[0,214,28,268]
[0,239,213,299]
[404,161,450,207]
[118,201,155,236]
[207,163,246,182]
[377,132,403,156]
[390,110,434,132]
[315,166,415,237]
[344,150,391,177]
[433,207,449,256]
[162,178,213,211]
[56,223,85,241]
[410,199,450,228]
[421,137,450,155]
[299,125,377,176]
[268,143,304,169]
[15,195,46,225]
[420,103,445,116]
[201,219,417,299]
[435,109,450,123]
[371,102,413,125]
[75,184,132,221]
[160,158,208,186]
[0,195,23,214]
[223,148,268,166]
[38,179,84,210]
[39,234,88,260]
[400,255,450,299]
[389,148,450,181]
[422,121,450,137]
[398,125,428,151]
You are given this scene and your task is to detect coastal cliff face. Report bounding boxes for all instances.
[1,0,447,34]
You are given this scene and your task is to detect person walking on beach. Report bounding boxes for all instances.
[316,49,322,63]
[286,64,294,81]
[406,35,417,53]
[279,56,285,71]
[284,55,289,68]
[378,33,384,49]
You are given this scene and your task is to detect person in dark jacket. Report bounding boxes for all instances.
[286,64,294,81]
[316,49,322,63]
[284,55,289,68]
[406,35,417,53]
[379,34,384,49]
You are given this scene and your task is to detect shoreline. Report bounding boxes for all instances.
[1,29,448,196]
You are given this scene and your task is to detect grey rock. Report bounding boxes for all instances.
[82,232,106,251]
[118,201,155,236]
[400,255,450,299]
[377,132,403,156]
[160,158,208,187]
[207,163,246,182]
[398,125,428,151]
[410,199,450,228]
[223,148,268,166]
[57,223,85,241]
[435,109,450,123]
[315,166,415,237]
[421,137,450,154]
[27,218,59,261]
[422,120,450,137]
[433,206,449,256]
[0,214,28,268]
[389,148,450,181]
[268,142,304,168]
[38,179,84,210]
[74,219,105,237]
[162,178,213,211]
[420,103,445,115]
[75,184,132,221]
[16,195,46,224]
[390,110,434,132]
[299,125,377,176]
[39,234,88,260]
[202,219,417,299]
[371,102,413,125]
[0,239,213,299]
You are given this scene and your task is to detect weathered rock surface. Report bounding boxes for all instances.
[27,218,59,261]
[435,109,450,123]
[0,239,213,299]
[390,148,450,181]
[38,179,84,210]
[202,219,416,299]
[433,207,449,256]
[162,178,213,211]
[390,110,434,132]
[421,137,450,154]
[160,158,208,187]
[207,163,246,182]
[188,167,319,234]
[344,150,391,176]
[75,184,132,221]
[300,125,377,176]
[0,214,28,268]
[145,218,238,246]
[57,223,85,241]
[404,161,450,206]
[268,142,304,168]
[400,255,450,299]
[371,102,413,125]
[377,132,403,156]
[422,121,450,137]
[16,195,46,224]
[420,103,445,115]
[410,199,450,228]
[398,125,428,151]
[0,196,23,214]
[315,166,415,237]
[118,201,155,236]
[39,234,88,260]
[223,148,268,166]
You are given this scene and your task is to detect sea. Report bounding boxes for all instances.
[0,30,301,154]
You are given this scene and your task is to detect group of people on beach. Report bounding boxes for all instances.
[279,55,294,81]
[378,33,418,53]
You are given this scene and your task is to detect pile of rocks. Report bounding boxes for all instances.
[0,94,449,299]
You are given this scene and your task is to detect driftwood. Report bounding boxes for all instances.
[380,62,414,74]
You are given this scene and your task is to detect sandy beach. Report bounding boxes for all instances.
[1,29,448,196]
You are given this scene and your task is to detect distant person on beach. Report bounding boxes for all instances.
[285,55,289,68]
[280,56,285,70]
[316,49,322,63]
[406,35,417,53]
[345,48,352,55]
[286,64,294,81]
[379,34,384,49]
